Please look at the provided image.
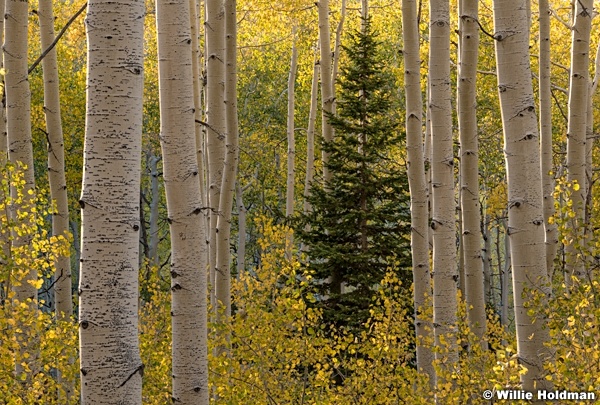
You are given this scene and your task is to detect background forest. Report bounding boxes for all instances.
[1,0,600,403]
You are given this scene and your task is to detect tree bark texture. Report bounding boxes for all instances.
[401,0,434,382]
[156,0,209,400]
[565,0,592,282]
[318,0,334,184]
[492,0,552,392]
[285,31,297,259]
[458,0,486,342]
[429,0,458,381]
[79,0,145,401]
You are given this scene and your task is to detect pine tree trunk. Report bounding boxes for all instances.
[458,0,486,342]
[215,0,239,324]
[317,0,334,183]
[401,0,434,382]
[205,0,227,307]
[429,0,458,382]
[538,0,557,278]
[492,0,552,391]
[156,0,209,399]
[79,0,145,401]
[565,0,592,282]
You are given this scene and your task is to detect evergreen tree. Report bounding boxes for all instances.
[296,19,411,329]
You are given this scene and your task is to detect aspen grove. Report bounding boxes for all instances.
[2,0,600,403]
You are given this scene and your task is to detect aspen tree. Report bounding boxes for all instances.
[538,0,557,276]
[39,0,72,321]
[429,0,458,379]
[5,0,37,303]
[565,0,592,281]
[492,0,552,391]
[0,0,7,268]
[457,0,486,342]
[156,0,209,399]
[205,0,226,305]
[317,0,334,183]
[79,0,145,401]
[215,0,239,321]
[401,0,434,382]
[332,0,346,92]
[285,30,298,259]
[236,182,247,275]
[303,50,319,217]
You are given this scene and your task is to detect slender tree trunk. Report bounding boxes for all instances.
[39,0,73,321]
[317,0,334,183]
[458,0,486,342]
[286,30,298,259]
[236,182,246,275]
[492,0,552,391]
[501,220,511,328]
[482,214,492,303]
[332,0,346,92]
[146,150,161,267]
[429,0,458,382]
[538,0,557,278]
[215,0,239,322]
[303,48,319,217]
[79,0,145,401]
[191,0,206,210]
[401,0,434,383]
[205,0,227,307]
[0,0,8,268]
[155,0,209,399]
[565,0,592,282]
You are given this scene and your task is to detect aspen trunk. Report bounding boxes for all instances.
[458,0,486,342]
[236,182,246,275]
[317,0,334,183]
[39,0,73,321]
[303,49,319,217]
[156,0,209,399]
[538,0,557,277]
[0,0,8,268]
[5,0,37,302]
[565,0,592,282]
[401,0,435,382]
[215,0,239,321]
[79,0,145,401]
[205,0,227,306]
[332,0,346,91]
[492,0,552,391]
[146,150,161,267]
[285,31,298,259]
[429,0,458,381]
[191,0,206,210]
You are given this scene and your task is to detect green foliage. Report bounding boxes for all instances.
[295,18,411,329]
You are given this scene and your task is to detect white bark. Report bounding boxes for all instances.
[317,0,334,183]
[303,49,319,217]
[401,0,434,382]
[565,0,592,281]
[0,0,8,266]
[285,31,297,259]
[205,0,227,306]
[79,0,145,401]
[429,0,458,380]
[492,0,552,391]
[156,0,209,399]
[215,0,239,321]
[236,182,246,275]
[458,0,486,342]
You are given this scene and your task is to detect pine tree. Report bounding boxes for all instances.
[296,19,411,329]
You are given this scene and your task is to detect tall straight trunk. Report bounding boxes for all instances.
[236,182,246,275]
[538,0,557,277]
[332,0,346,91]
[429,0,458,381]
[0,0,8,268]
[215,0,238,321]
[146,150,161,266]
[501,220,511,328]
[5,0,37,302]
[191,0,207,210]
[482,214,492,303]
[286,31,298,259]
[565,0,592,282]
[401,0,434,382]
[492,0,551,391]
[303,49,319,216]
[79,0,145,401]
[39,0,72,321]
[156,0,209,399]
[317,0,334,183]
[205,0,227,306]
[457,0,486,342]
